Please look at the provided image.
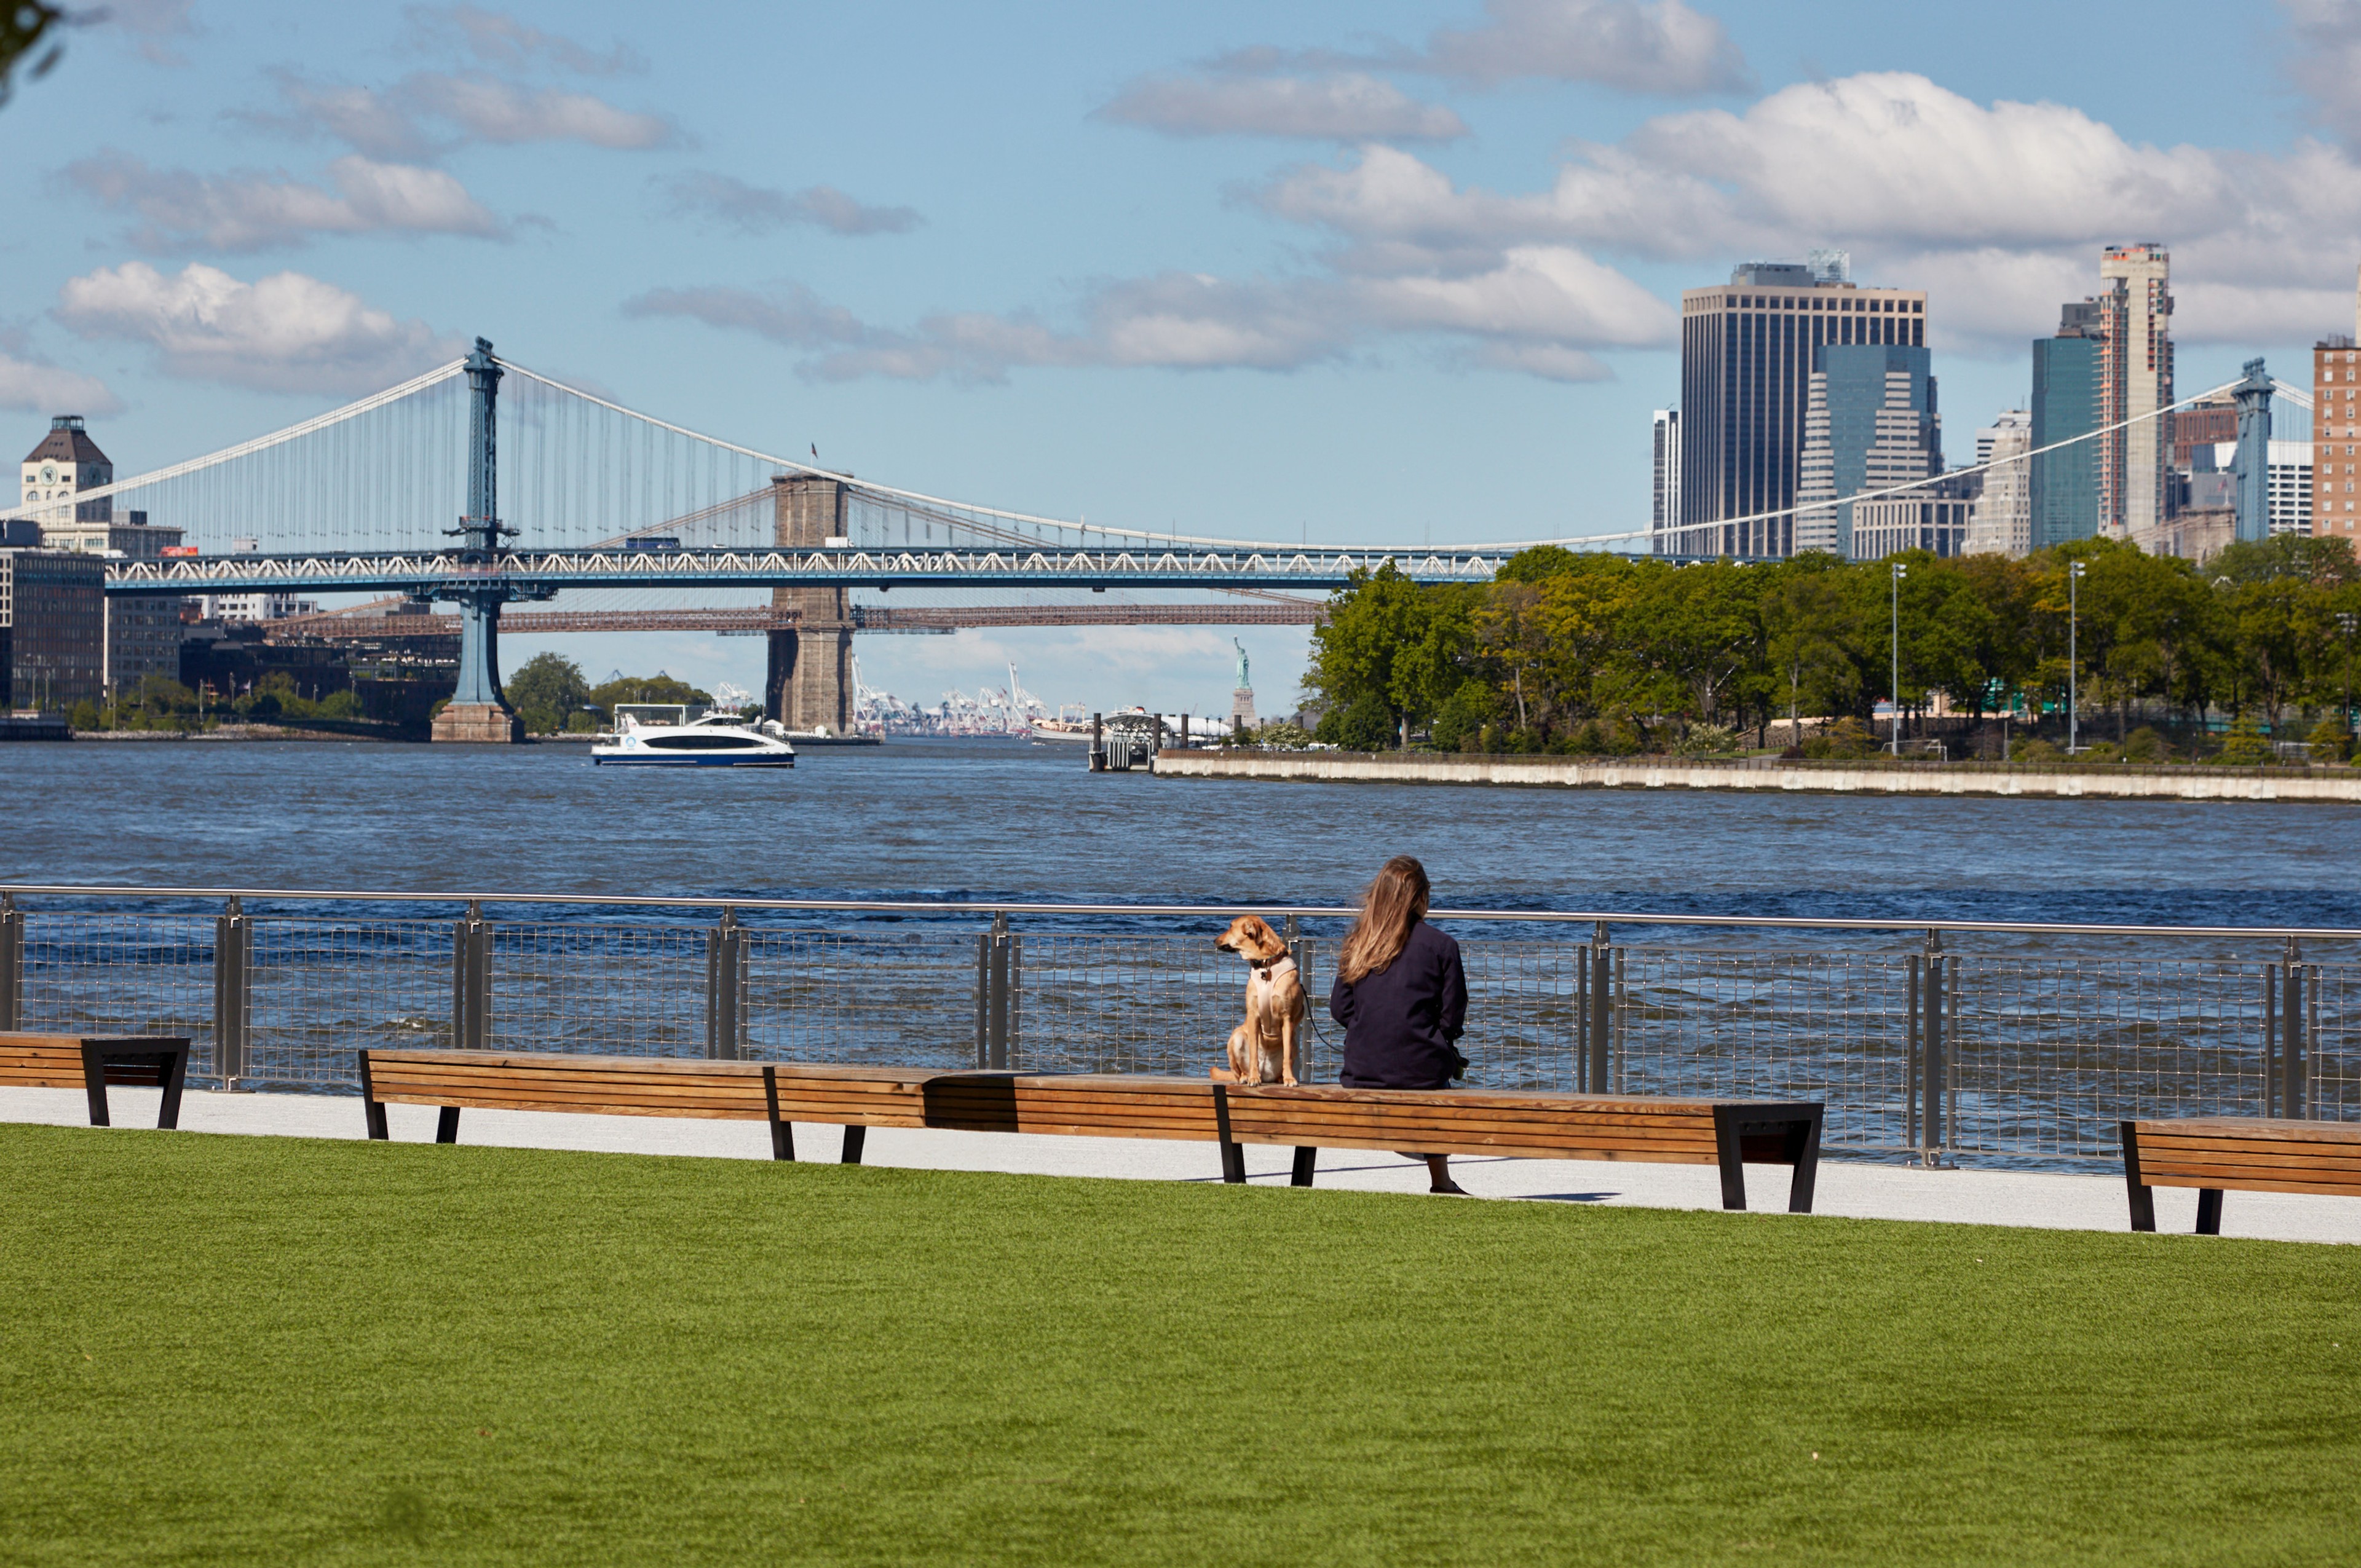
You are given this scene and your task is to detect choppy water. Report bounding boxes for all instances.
[5,736,2357,935]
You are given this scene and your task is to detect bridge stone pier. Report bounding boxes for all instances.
[765,473,853,733]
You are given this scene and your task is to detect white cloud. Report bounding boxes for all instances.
[411,5,645,76]
[658,173,922,237]
[2284,0,2361,148]
[400,73,674,148]
[68,151,502,251]
[1096,72,1468,141]
[0,355,122,416]
[248,69,675,159]
[99,0,197,66]
[624,254,1667,385]
[1415,0,1751,93]
[56,262,463,394]
[1256,74,2361,349]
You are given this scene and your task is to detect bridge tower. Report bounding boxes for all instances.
[765,473,853,734]
[431,337,529,742]
[2231,358,2274,545]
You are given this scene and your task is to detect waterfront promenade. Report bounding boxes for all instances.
[9,1085,2357,1245]
[1158,749,2361,802]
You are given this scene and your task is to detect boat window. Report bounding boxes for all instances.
[642,734,764,750]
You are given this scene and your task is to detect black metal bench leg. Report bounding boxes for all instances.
[1290,1146,1317,1188]
[156,1049,188,1131]
[1711,1106,1747,1211]
[2195,1189,2223,1235]
[1786,1114,1821,1215]
[435,1106,461,1144]
[2121,1121,2156,1232]
[762,1067,793,1160]
[841,1125,866,1165]
[1211,1084,1247,1184]
[79,1046,111,1129]
[365,1098,389,1141]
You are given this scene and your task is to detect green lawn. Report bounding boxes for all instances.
[2,1126,2358,1566]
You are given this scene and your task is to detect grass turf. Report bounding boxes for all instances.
[2,1126,2359,1566]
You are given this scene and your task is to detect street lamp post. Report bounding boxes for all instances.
[2068,560,2087,755]
[1889,562,1907,757]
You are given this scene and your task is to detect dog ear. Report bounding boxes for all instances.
[1246,915,1281,955]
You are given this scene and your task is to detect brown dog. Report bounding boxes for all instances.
[1213,915,1305,1087]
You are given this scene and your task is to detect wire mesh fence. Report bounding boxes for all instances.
[4,892,2359,1168]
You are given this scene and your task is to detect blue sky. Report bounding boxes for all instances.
[5,0,2359,714]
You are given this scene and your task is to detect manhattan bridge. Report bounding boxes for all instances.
[7,339,1582,736]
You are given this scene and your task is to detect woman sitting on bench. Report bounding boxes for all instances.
[1329,855,1471,1196]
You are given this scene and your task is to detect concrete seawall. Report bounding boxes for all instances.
[1155,750,2361,803]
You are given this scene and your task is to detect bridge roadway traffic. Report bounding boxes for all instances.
[102,545,1521,597]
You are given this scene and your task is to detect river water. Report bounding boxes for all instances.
[6,736,2357,934]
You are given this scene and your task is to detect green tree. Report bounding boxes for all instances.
[1757,556,1856,741]
[508,653,592,734]
[586,671,713,714]
[1308,564,1472,746]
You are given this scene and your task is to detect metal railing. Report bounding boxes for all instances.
[2,881,2355,1170]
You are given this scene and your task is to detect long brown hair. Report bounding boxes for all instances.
[1337,856,1430,985]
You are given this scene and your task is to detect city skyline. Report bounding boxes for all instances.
[7,1,2361,709]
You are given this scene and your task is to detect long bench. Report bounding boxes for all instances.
[2122,1117,2361,1234]
[358,1050,1825,1211]
[0,1032,193,1129]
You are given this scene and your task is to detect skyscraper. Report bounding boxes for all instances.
[2030,310,2102,550]
[1793,344,1940,556]
[1650,409,1680,550]
[1963,410,2033,556]
[2095,243,2173,538]
[1675,258,1927,558]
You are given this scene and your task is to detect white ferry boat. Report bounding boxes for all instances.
[592,704,797,768]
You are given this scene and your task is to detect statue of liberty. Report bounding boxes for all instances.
[1233,638,1250,691]
[1230,639,1256,733]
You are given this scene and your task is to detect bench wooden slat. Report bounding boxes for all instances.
[355,1050,1822,1213]
[0,1033,192,1128]
[2122,1117,2361,1232]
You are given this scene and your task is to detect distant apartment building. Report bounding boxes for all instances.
[1849,483,1972,561]
[17,415,188,693]
[201,538,304,623]
[2095,243,2174,540]
[1793,344,1942,556]
[1650,409,1680,546]
[2316,297,2360,542]
[1674,254,1927,559]
[0,548,105,712]
[1963,411,2033,556]
[2170,395,2238,470]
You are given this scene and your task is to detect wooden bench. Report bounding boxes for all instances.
[358,1050,1824,1212]
[2122,1117,2361,1234]
[0,1032,193,1129]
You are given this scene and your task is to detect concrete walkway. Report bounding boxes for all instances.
[7,1086,2358,1246]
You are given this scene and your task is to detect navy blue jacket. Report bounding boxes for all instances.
[1330,920,1467,1090]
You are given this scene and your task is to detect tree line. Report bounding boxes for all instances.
[1303,535,2361,759]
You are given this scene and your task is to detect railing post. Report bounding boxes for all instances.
[2282,937,2306,1121]
[1587,921,1612,1094]
[706,907,743,1060]
[452,900,490,1051]
[2263,959,2280,1117]
[973,929,991,1067]
[0,894,20,1033]
[212,896,251,1088]
[987,911,1011,1070]
[1921,930,1945,1167]
[1906,947,1923,1156]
